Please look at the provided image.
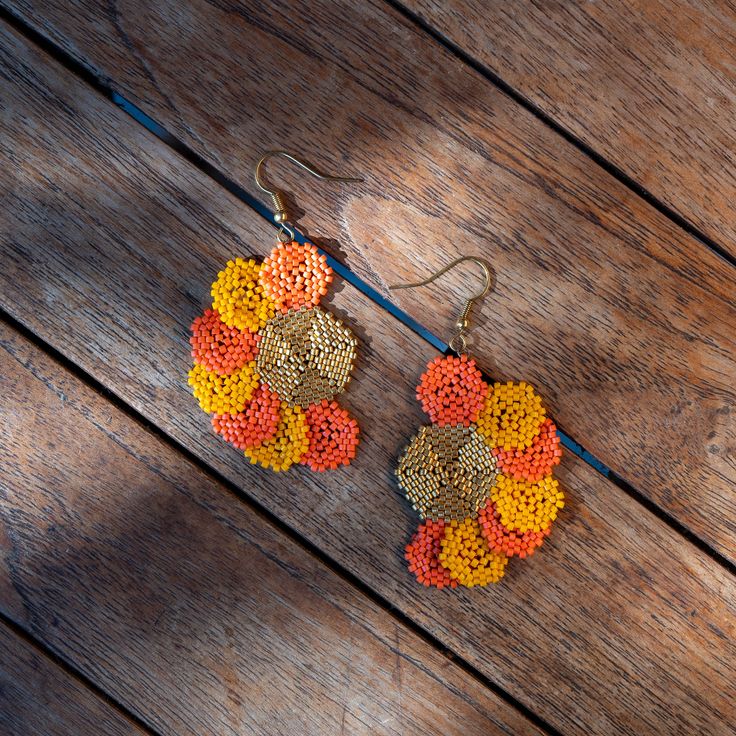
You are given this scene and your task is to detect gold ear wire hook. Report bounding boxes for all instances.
[255,150,363,241]
[389,257,493,353]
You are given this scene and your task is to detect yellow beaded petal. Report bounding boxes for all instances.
[188,361,259,414]
[244,403,310,472]
[211,257,275,332]
[476,381,546,451]
[438,518,508,587]
[491,473,565,533]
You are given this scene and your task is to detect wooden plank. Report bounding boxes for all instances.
[401,0,736,257]
[0,328,541,736]
[0,624,147,736]
[5,0,735,560]
[1,21,735,735]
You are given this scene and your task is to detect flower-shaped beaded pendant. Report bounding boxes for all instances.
[187,242,359,473]
[398,353,564,588]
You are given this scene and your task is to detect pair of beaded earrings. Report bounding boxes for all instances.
[187,151,564,588]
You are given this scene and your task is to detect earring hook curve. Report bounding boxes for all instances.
[255,150,363,241]
[389,256,493,353]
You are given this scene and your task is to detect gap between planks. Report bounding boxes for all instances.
[0,2,732,577]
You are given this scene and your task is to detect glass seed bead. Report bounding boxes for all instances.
[478,499,550,557]
[244,403,310,472]
[493,418,561,482]
[188,361,260,415]
[211,384,282,449]
[300,399,359,472]
[416,354,489,426]
[190,308,260,375]
[211,258,275,332]
[476,380,546,451]
[438,519,508,587]
[405,519,458,589]
[491,473,565,533]
[260,241,333,312]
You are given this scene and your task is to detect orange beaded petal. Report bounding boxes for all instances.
[438,519,508,587]
[300,399,359,472]
[211,384,282,449]
[478,499,549,558]
[493,418,562,482]
[260,241,333,313]
[416,354,489,427]
[190,308,260,375]
[405,520,458,589]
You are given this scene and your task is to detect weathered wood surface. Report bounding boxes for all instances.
[1,326,540,736]
[404,0,736,256]
[7,0,735,561]
[1,24,735,735]
[0,625,147,736]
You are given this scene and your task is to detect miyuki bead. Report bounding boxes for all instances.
[491,473,565,533]
[260,241,333,313]
[478,499,550,558]
[493,418,562,482]
[190,308,260,375]
[405,520,458,589]
[211,257,275,332]
[244,403,310,472]
[256,306,357,407]
[476,381,546,451]
[396,425,498,521]
[416,354,489,427]
[438,519,508,587]
[300,399,359,472]
[211,384,282,449]
[188,361,260,415]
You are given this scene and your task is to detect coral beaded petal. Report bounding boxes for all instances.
[190,308,260,375]
[187,241,360,473]
[416,354,488,426]
[397,353,564,588]
[260,241,333,312]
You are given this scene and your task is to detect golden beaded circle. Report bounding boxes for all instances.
[255,306,357,407]
[396,425,498,521]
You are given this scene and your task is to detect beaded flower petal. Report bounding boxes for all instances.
[301,400,359,472]
[439,518,508,587]
[260,241,333,312]
[397,353,565,588]
[244,403,310,472]
[211,384,282,449]
[190,308,260,375]
[187,241,360,473]
[416,354,488,426]
[405,519,457,589]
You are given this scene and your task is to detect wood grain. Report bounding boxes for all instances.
[6,0,735,560]
[1,23,735,735]
[0,624,147,736]
[402,0,736,256]
[1,324,541,736]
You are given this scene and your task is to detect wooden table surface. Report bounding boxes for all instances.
[0,2,733,734]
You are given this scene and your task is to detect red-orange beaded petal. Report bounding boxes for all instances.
[190,308,260,375]
[300,399,359,472]
[211,384,282,449]
[493,418,562,482]
[405,519,458,589]
[416,354,489,427]
[260,241,333,313]
[478,499,550,558]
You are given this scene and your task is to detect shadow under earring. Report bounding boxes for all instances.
[390,258,564,588]
[188,150,362,473]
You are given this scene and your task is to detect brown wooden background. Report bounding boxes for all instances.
[0,2,734,734]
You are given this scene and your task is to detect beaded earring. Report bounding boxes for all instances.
[390,258,564,588]
[188,151,362,473]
